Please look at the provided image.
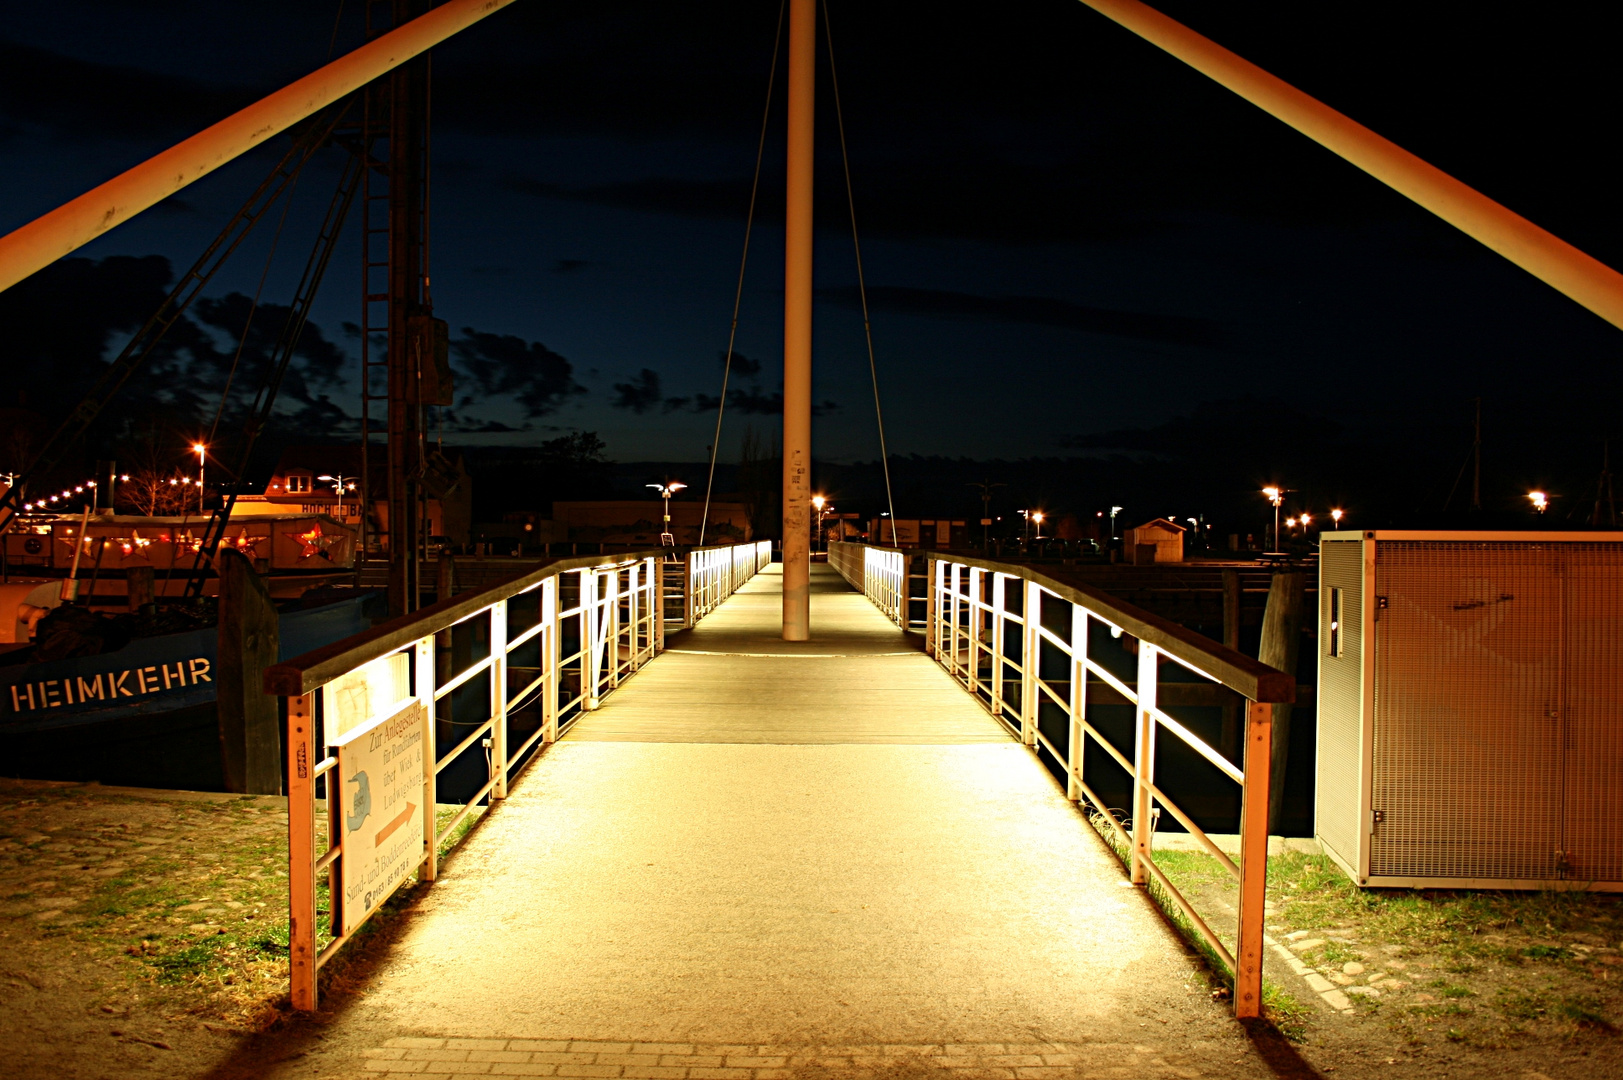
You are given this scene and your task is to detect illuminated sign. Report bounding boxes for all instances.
[332,700,427,936]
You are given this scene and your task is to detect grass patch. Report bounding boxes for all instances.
[1523,945,1573,961]
[1082,809,1310,1038]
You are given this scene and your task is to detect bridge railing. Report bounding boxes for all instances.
[829,542,1292,1020]
[265,540,768,1011]
[688,540,774,623]
[828,541,905,623]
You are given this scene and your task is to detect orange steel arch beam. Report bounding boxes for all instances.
[0,0,519,295]
[1078,0,1623,332]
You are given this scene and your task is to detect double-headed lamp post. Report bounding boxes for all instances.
[1529,490,1549,514]
[317,474,357,515]
[193,442,207,514]
[1262,486,1287,551]
[647,481,687,545]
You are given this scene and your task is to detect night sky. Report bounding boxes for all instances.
[3,1,1621,527]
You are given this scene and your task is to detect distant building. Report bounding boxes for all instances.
[1124,518,1185,564]
[870,518,967,548]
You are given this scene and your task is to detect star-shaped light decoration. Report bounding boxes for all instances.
[119,530,153,560]
[285,522,342,561]
[233,528,264,557]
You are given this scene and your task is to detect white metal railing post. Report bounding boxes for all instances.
[1021,579,1039,746]
[966,566,980,689]
[925,558,939,657]
[490,600,508,800]
[582,570,600,708]
[542,581,561,740]
[542,577,559,743]
[1130,642,1159,885]
[286,691,317,1012]
[417,634,438,881]
[1067,605,1086,802]
[990,573,1007,718]
[607,567,622,688]
[1236,700,1274,1019]
[685,551,696,627]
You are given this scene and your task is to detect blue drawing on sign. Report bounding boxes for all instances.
[346,771,372,833]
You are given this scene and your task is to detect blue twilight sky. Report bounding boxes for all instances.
[2,1,1620,499]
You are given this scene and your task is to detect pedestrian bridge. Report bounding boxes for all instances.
[263,541,1292,1075]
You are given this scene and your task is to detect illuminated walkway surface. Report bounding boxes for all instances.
[288,565,1270,1078]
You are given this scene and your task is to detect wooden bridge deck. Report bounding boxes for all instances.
[268,563,1274,1079]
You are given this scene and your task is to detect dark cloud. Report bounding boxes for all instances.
[439,414,524,434]
[818,286,1226,348]
[0,42,253,139]
[687,387,837,417]
[450,328,587,418]
[552,259,590,274]
[611,368,662,414]
[719,349,762,377]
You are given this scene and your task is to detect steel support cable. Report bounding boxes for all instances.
[0,109,345,535]
[822,0,898,545]
[699,0,788,547]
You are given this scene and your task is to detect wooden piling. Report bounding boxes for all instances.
[216,548,282,795]
[1258,570,1304,830]
[1220,568,1241,758]
[127,565,155,613]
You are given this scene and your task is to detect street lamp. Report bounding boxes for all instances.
[811,495,834,554]
[1018,509,1044,545]
[317,474,358,515]
[1529,490,1549,514]
[647,481,687,545]
[1331,508,1344,525]
[1262,486,1289,551]
[193,443,207,514]
[1109,506,1122,540]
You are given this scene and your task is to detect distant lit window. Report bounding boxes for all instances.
[1328,587,1343,658]
[286,475,312,494]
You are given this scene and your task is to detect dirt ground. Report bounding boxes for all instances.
[0,777,315,1079]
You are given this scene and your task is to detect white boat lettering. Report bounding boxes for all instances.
[4,656,213,715]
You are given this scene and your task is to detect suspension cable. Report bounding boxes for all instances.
[822,0,898,545]
[699,0,787,547]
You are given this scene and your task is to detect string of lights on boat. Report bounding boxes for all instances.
[16,472,213,513]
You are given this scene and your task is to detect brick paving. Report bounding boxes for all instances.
[355,1038,1204,1080]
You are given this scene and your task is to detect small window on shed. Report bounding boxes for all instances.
[1327,587,1343,658]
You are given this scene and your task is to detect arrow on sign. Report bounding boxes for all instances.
[375,802,417,847]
